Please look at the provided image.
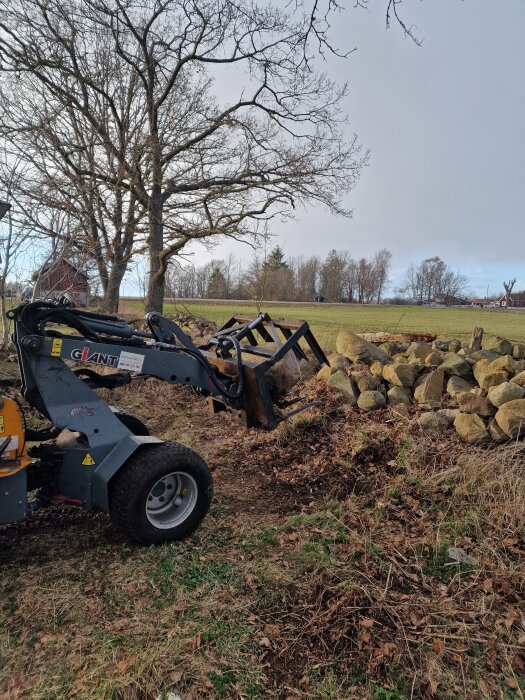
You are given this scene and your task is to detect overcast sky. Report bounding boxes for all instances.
[128,0,525,298]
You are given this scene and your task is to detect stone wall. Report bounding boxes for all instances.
[319,331,525,444]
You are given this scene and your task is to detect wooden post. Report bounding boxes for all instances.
[469,326,483,350]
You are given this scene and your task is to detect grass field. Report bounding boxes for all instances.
[121,299,525,351]
[2,381,524,699]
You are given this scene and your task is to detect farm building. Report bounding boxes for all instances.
[33,258,89,307]
[471,298,486,307]
[498,292,525,308]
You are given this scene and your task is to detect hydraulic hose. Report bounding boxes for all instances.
[175,335,244,401]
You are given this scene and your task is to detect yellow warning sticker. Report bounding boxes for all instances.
[51,338,63,357]
[0,416,4,434]
[82,453,96,466]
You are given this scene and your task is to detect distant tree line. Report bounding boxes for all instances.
[163,246,393,303]
[161,249,473,306]
[396,257,468,305]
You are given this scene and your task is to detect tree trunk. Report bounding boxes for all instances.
[145,189,165,313]
[0,278,9,350]
[101,262,126,313]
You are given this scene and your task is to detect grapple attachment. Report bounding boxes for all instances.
[200,313,328,429]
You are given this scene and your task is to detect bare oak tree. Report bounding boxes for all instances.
[503,278,516,308]
[0,0,370,312]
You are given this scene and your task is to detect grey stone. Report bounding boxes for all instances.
[337,330,391,365]
[477,367,508,391]
[495,399,525,438]
[326,353,351,371]
[471,349,500,362]
[488,418,508,443]
[438,408,460,425]
[483,337,513,355]
[407,343,433,360]
[357,390,386,411]
[447,376,473,398]
[454,413,490,444]
[488,354,516,377]
[327,370,358,405]
[456,392,496,417]
[488,382,525,407]
[440,353,472,378]
[387,386,412,405]
[424,351,443,366]
[353,370,381,393]
[417,411,449,431]
[511,370,525,387]
[414,369,444,404]
[513,343,525,360]
[382,362,416,388]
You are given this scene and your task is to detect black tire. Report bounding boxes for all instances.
[109,441,213,545]
[111,407,150,436]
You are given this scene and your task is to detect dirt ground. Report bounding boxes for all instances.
[1,370,525,699]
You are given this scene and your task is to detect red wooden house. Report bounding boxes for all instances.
[498,292,525,308]
[34,259,89,307]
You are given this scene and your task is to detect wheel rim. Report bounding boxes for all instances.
[145,471,198,529]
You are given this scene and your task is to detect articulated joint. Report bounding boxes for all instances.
[21,336,43,353]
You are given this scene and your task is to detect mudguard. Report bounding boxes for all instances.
[92,435,163,511]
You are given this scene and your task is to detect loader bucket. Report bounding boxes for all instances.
[199,313,329,429]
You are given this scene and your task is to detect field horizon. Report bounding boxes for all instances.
[120,299,525,351]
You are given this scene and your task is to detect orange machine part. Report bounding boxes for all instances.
[0,396,32,478]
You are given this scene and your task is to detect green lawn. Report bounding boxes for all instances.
[120,299,525,352]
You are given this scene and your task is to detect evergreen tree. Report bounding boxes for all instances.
[263,246,288,271]
[207,265,227,299]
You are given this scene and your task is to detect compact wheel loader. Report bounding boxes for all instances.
[0,205,327,545]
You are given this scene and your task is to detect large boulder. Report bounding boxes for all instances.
[454,413,490,444]
[471,349,500,363]
[417,411,449,432]
[447,376,473,398]
[440,353,472,378]
[337,330,391,365]
[448,339,462,353]
[299,358,319,379]
[456,392,496,417]
[473,359,491,383]
[317,364,336,381]
[266,349,301,394]
[484,337,513,355]
[488,382,525,407]
[353,370,382,393]
[513,343,525,360]
[438,408,460,425]
[326,353,351,371]
[357,390,386,411]
[414,369,444,405]
[407,343,433,361]
[488,354,516,377]
[382,362,415,388]
[511,370,525,387]
[379,341,401,356]
[370,361,385,378]
[495,399,525,438]
[387,386,412,405]
[424,351,444,367]
[328,370,358,405]
[477,367,509,391]
[488,418,509,443]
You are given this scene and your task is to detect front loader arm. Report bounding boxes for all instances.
[10,301,328,431]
